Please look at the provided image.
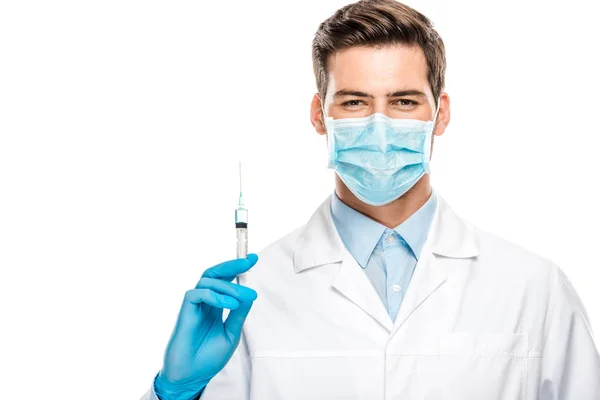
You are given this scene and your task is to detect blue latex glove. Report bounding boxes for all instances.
[154,254,259,400]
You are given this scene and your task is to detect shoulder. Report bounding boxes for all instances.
[470,222,560,285]
[258,224,305,263]
[434,194,559,283]
[246,196,334,280]
[243,224,305,282]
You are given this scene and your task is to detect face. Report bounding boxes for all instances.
[310,44,450,137]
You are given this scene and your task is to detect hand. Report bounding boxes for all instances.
[155,254,259,399]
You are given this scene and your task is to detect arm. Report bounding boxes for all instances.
[539,266,600,399]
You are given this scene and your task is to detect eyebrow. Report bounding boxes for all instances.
[333,89,427,98]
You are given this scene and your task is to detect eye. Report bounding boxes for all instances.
[341,100,365,108]
[394,99,418,106]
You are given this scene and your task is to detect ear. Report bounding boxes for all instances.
[433,92,450,137]
[310,93,327,136]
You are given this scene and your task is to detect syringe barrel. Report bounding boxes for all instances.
[236,227,248,259]
[235,208,248,224]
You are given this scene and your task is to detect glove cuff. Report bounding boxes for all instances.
[153,371,210,400]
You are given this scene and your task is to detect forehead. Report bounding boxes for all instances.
[326,44,430,95]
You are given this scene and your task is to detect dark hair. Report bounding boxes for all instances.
[312,0,446,108]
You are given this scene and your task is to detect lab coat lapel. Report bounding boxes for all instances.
[391,193,479,336]
[332,250,394,332]
[293,193,479,337]
[391,244,446,335]
[293,196,394,332]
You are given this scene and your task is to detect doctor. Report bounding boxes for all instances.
[143,0,600,399]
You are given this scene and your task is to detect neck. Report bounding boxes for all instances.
[335,175,432,229]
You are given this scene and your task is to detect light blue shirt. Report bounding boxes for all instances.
[330,191,437,322]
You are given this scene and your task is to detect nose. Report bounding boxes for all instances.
[372,100,393,118]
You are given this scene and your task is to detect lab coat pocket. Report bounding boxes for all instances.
[438,332,528,400]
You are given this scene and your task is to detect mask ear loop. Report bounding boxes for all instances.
[432,97,441,127]
[320,96,331,135]
[423,97,441,174]
[321,102,337,168]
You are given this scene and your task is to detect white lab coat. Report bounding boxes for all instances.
[142,193,600,399]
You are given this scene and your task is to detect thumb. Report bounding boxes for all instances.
[224,298,255,343]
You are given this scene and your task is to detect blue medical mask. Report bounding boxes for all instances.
[323,101,440,206]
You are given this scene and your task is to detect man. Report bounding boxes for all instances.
[142,0,600,399]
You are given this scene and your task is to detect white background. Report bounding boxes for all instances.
[1,0,599,398]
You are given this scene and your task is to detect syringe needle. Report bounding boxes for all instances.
[235,161,248,260]
[238,162,244,206]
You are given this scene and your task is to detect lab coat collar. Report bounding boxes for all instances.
[330,189,437,267]
[293,191,479,273]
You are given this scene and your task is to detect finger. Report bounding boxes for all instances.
[201,253,259,281]
[183,288,240,310]
[195,277,258,302]
[224,300,255,343]
[176,289,240,335]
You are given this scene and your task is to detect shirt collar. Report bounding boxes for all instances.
[294,191,479,274]
[394,191,437,260]
[330,192,386,269]
[330,190,438,268]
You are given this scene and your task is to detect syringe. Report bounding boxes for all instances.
[235,162,248,259]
